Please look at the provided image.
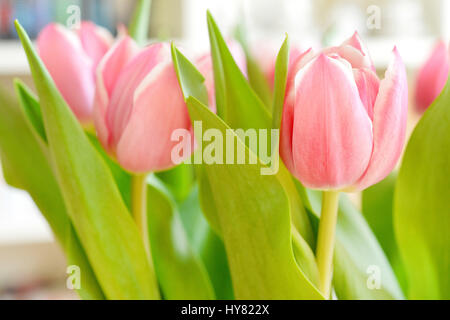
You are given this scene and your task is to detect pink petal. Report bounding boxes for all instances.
[37,23,95,124]
[280,48,315,172]
[77,21,113,67]
[324,31,375,71]
[323,45,373,70]
[106,42,171,148]
[116,62,191,173]
[353,68,380,120]
[341,31,375,71]
[285,48,315,95]
[290,54,373,190]
[355,47,408,190]
[94,36,139,149]
[415,41,450,113]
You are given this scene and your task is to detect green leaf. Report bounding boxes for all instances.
[306,190,404,300]
[291,227,320,287]
[196,164,223,236]
[87,133,133,210]
[171,42,209,106]
[64,225,106,299]
[146,176,215,300]
[168,44,235,299]
[0,86,104,300]
[128,0,152,45]
[363,174,398,260]
[186,96,323,299]
[272,35,289,131]
[206,11,272,130]
[14,80,47,143]
[14,78,212,300]
[268,38,317,251]
[88,132,217,300]
[16,20,159,300]
[362,173,408,292]
[179,185,234,300]
[172,30,320,296]
[205,12,315,247]
[394,77,450,300]
[171,43,223,236]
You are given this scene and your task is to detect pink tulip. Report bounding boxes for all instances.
[196,40,247,110]
[37,22,113,124]
[415,41,449,113]
[94,37,191,173]
[280,32,408,191]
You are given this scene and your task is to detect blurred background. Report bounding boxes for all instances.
[0,0,449,299]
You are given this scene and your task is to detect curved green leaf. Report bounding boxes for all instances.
[363,174,399,262]
[172,32,320,297]
[272,35,289,130]
[186,96,323,299]
[170,42,223,236]
[394,77,450,300]
[16,20,159,300]
[266,36,318,254]
[149,45,234,298]
[146,176,215,300]
[362,173,408,292]
[203,14,315,248]
[14,80,47,143]
[88,133,217,300]
[0,86,104,300]
[179,185,234,300]
[206,15,314,246]
[206,11,272,130]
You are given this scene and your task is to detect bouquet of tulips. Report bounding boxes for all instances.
[0,0,449,300]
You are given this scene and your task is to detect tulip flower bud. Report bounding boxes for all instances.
[93,37,191,173]
[37,22,113,124]
[280,32,408,191]
[196,40,247,110]
[415,41,449,113]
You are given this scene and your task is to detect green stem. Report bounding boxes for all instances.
[132,174,151,257]
[316,191,340,299]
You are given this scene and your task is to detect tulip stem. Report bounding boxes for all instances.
[131,174,153,264]
[316,191,340,299]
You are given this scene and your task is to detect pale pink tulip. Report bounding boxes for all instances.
[415,41,449,113]
[280,32,408,191]
[94,37,191,173]
[37,22,113,124]
[196,40,247,110]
